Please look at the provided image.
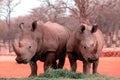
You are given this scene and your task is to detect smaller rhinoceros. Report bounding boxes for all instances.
[67,23,104,74]
[12,21,70,77]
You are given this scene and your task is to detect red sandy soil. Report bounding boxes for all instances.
[0,56,120,78]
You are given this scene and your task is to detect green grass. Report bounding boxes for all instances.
[1,69,120,80]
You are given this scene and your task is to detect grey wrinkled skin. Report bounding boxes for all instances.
[67,23,104,75]
[12,21,70,77]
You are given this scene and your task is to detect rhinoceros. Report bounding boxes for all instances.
[67,23,104,74]
[12,21,70,77]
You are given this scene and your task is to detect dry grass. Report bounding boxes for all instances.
[101,48,120,57]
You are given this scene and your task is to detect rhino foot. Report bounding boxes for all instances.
[93,72,100,75]
[29,73,37,77]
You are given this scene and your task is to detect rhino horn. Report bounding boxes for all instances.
[92,42,98,54]
[12,41,21,56]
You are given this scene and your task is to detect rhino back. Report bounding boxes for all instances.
[37,21,70,53]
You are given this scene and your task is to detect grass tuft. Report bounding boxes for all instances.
[38,68,84,79]
[1,68,120,80]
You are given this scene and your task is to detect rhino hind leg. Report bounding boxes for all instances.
[68,52,77,72]
[57,53,66,69]
[52,61,57,69]
[44,52,56,71]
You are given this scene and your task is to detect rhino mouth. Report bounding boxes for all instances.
[16,58,28,64]
[87,58,98,62]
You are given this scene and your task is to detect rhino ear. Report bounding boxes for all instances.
[31,21,37,32]
[80,24,85,33]
[19,23,24,31]
[91,24,98,33]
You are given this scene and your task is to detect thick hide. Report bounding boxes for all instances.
[67,23,104,74]
[13,21,70,77]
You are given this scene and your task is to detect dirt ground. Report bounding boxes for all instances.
[0,56,120,78]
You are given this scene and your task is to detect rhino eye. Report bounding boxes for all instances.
[83,46,87,49]
[29,46,31,48]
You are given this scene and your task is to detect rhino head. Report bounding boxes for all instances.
[13,21,39,64]
[75,24,98,62]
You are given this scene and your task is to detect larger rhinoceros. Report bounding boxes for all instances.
[12,21,70,77]
[67,23,104,74]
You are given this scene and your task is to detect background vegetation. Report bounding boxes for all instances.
[0,0,120,53]
[0,0,119,79]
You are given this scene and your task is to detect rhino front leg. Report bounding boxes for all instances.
[93,59,99,74]
[83,62,91,74]
[44,52,56,71]
[68,53,77,72]
[29,61,37,77]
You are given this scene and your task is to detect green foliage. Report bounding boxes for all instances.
[1,69,120,80]
[38,68,84,79]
